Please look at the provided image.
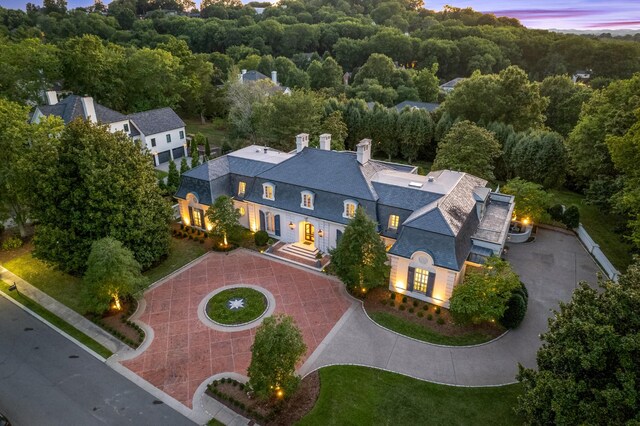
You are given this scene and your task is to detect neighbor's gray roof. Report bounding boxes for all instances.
[241,70,269,82]
[128,107,185,136]
[36,95,127,124]
[440,77,465,88]
[394,101,440,112]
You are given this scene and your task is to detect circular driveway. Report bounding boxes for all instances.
[121,250,351,407]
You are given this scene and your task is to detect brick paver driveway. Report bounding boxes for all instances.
[122,250,351,407]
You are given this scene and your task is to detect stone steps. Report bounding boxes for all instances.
[280,243,319,262]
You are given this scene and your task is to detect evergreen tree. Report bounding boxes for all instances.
[190,136,200,168]
[204,136,211,159]
[330,207,390,291]
[167,159,180,192]
[397,107,433,164]
[180,156,190,174]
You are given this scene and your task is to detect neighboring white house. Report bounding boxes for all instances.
[439,77,465,94]
[238,69,292,95]
[175,134,514,308]
[32,91,186,166]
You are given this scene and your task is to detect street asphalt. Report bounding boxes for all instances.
[0,296,195,426]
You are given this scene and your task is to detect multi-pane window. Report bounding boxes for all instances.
[266,213,275,232]
[123,123,129,132]
[151,138,156,147]
[166,134,172,143]
[192,208,203,228]
[301,192,314,209]
[238,181,246,196]
[389,215,399,229]
[344,202,356,218]
[263,183,274,200]
[413,268,429,293]
[179,130,185,139]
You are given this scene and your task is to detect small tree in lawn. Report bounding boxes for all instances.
[167,160,180,192]
[82,237,147,314]
[248,314,307,400]
[206,195,240,246]
[449,256,521,325]
[180,156,190,174]
[330,206,390,292]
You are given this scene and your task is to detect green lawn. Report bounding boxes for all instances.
[547,188,632,270]
[183,117,229,147]
[299,365,523,426]
[206,288,267,325]
[0,280,112,359]
[1,237,208,314]
[155,169,168,180]
[369,311,498,346]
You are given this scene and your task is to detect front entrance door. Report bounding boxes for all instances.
[304,223,315,243]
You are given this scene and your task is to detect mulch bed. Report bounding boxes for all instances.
[363,287,504,340]
[87,299,145,348]
[206,371,320,425]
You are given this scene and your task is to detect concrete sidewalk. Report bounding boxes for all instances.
[0,266,125,355]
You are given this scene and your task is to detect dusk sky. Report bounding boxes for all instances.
[2,0,639,30]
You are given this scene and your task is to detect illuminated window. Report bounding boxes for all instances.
[301,191,314,210]
[343,200,357,219]
[413,268,429,293]
[238,181,246,196]
[266,213,275,232]
[389,215,399,229]
[262,183,275,200]
[239,207,246,216]
[192,208,204,228]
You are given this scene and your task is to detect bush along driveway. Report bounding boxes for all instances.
[300,228,601,386]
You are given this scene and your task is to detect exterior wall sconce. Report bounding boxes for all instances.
[289,221,295,230]
[318,229,324,237]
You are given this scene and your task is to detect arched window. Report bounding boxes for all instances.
[407,252,436,297]
[301,190,314,210]
[343,200,357,219]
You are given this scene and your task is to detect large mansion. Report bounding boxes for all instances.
[31,91,186,166]
[176,134,515,307]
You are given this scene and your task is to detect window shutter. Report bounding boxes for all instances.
[274,214,281,236]
[426,272,436,298]
[259,210,266,231]
[188,206,194,227]
[336,229,343,245]
[407,267,415,292]
[199,210,205,228]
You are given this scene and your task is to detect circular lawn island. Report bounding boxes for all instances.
[206,287,268,326]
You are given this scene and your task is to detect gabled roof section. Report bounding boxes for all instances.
[256,148,404,201]
[404,173,487,236]
[241,70,269,82]
[35,95,126,124]
[440,77,465,88]
[128,107,185,136]
[372,182,443,211]
[183,154,278,181]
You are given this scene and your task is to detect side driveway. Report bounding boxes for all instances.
[300,228,602,386]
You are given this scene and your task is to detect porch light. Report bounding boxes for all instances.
[318,229,324,237]
[289,221,295,230]
[522,218,530,226]
[183,216,190,226]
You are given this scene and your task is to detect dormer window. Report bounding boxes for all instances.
[262,183,275,200]
[389,214,399,230]
[301,191,314,210]
[343,200,357,219]
[238,181,246,197]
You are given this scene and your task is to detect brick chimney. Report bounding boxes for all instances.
[356,139,371,165]
[81,96,97,124]
[319,133,331,151]
[46,90,58,105]
[296,133,309,153]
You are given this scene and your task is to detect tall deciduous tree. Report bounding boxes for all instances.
[206,195,240,246]
[449,256,521,325]
[124,48,182,112]
[248,314,307,400]
[20,120,172,273]
[82,237,147,314]
[330,207,390,291]
[517,261,640,424]
[412,63,440,102]
[501,178,551,223]
[432,120,501,180]
[540,75,592,137]
[320,110,347,150]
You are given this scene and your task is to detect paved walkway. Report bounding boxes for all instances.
[300,228,602,385]
[0,266,125,354]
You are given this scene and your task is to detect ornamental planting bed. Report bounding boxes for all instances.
[205,287,268,325]
[364,288,504,346]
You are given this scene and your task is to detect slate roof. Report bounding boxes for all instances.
[394,101,440,112]
[127,107,185,136]
[241,70,269,82]
[182,156,275,181]
[440,77,465,89]
[36,95,127,124]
